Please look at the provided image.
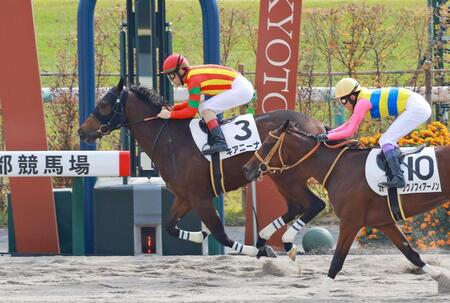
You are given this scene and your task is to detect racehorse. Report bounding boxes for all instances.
[78,79,327,257]
[242,120,450,296]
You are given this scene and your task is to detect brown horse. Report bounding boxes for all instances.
[78,79,328,257]
[242,120,450,296]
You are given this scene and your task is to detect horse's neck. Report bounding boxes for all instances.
[129,120,166,163]
[308,145,364,186]
[129,118,196,182]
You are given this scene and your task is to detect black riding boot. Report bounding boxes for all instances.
[203,126,228,155]
[379,153,405,188]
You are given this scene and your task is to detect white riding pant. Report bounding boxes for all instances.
[198,74,254,114]
[379,92,432,147]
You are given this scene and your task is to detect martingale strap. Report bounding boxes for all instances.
[387,188,407,222]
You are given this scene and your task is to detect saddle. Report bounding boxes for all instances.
[375,144,426,172]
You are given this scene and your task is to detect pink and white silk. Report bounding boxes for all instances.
[327,99,372,141]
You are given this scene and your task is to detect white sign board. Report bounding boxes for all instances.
[0,151,130,177]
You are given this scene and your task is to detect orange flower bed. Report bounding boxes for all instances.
[356,122,450,250]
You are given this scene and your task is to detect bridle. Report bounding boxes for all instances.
[253,128,361,185]
[92,89,129,136]
[253,129,320,180]
[90,87,174,164]
[91,88,161,137]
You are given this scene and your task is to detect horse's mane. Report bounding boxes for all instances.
[129,85,164,107]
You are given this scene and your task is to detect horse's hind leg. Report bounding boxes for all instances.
[192,197,275,258]
[315,222,359,298]
[379,223,450,293]
[257,185,326,260]
[165,197,208,244]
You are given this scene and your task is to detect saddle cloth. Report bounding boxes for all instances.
[365,147,441,196]
[189,114,261,161]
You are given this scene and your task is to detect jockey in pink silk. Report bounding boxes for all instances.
[316,78,431,188]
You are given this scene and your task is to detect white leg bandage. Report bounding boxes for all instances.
[423,264,441,278]
[178,230,205,243]
[315,277,334,298]
[232,241,258,256]
[259,216,285,240]
[282,219,305,243]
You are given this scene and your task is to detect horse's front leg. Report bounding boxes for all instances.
[165,197,209,244]
[315,221,360,298]
[379,223,450,294]
[192,197,275,258]
[257,186,326,261]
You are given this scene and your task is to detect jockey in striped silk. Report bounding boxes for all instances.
[158,54,254,155]
[315,78,431,188]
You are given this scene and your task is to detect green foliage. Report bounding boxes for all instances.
[0,180,7,227]
[0,210,6,227]
[224,189,246,226]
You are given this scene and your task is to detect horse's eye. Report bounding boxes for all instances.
[99,100,109,109]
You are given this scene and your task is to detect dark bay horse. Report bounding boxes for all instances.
[242,121,450,296]
[78,79,327,257]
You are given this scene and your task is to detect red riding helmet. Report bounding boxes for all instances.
[161,54,189,74]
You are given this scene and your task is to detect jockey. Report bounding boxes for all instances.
[158,53,254,155]
[316,78,431,188]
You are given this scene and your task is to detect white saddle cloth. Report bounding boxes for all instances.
[365,147,441,196]
[189,114,261,161]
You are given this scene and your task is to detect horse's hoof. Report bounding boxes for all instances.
[287,244,297,261]
[435,273,450,294]
[257,245,278,259]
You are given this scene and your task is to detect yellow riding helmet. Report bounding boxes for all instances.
[335,78,361,99]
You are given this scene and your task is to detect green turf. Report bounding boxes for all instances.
[32,0,427,75]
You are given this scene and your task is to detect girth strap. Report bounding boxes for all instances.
[210,154,226,197]
[387,188,407,222]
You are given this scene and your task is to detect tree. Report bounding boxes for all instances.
[329,3,371,77]
[364,5,408,86]
[309,8,339,126]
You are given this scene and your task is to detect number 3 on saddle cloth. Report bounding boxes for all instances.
[365,145,442,222]
[189,114,261,196]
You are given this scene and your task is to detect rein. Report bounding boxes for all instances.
[121,116,160,128]
[254,129,359,184]
[254,130,320,178]
[95,89,167,136]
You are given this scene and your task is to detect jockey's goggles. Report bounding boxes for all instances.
[340,97,348,105]
[167,72,177,80]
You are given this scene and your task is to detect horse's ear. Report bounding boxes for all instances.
[117,78,124,91]
[275,120,293,134]
[286,121,301,134]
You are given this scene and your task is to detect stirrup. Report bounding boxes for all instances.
[379,178,405,189]
[202,143,228,155]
